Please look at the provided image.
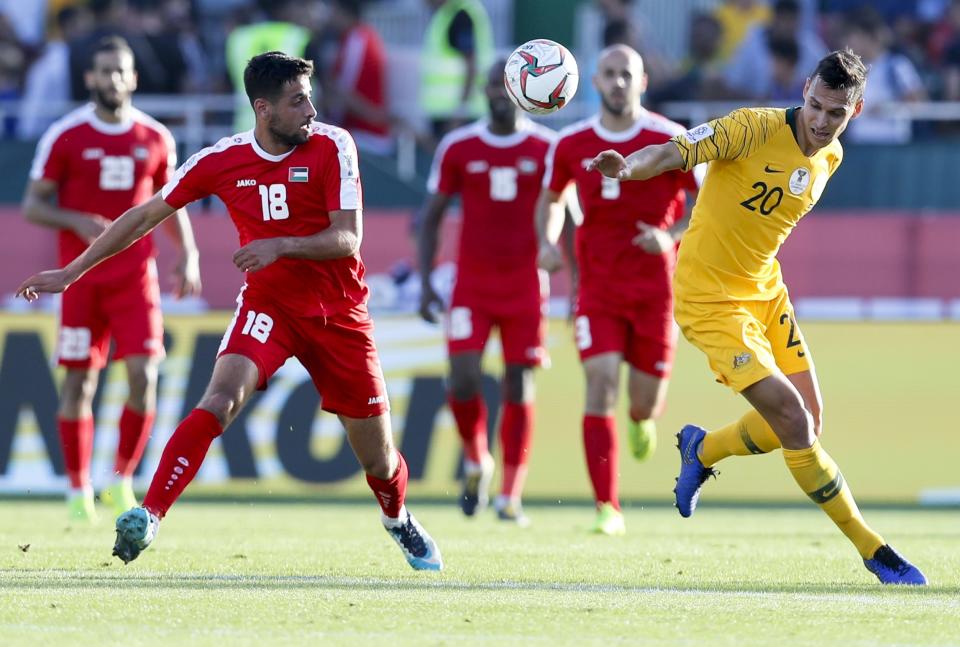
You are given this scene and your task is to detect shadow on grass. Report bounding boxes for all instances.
[2,569,958,600]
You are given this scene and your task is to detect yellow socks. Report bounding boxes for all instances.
[699,409,781,467]
[782,440,885,559]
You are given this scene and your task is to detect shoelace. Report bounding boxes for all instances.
[875,548,910,575]
[393,519,427,557]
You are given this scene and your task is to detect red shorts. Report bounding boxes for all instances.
[57,259,164,369]
[446,275,548,367]
[218,289,389,418]
[574,293,676,377]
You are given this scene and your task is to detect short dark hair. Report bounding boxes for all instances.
[811,48,867,102]
[88,35,134,70]
[243,51,314,106]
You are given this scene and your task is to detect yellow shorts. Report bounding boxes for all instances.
[674,289,812,392]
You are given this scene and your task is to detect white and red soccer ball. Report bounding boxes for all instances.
[504,39,579,115]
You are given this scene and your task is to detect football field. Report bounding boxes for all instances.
[1,500,957,646]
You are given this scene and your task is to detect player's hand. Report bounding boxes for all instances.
[632,222,674,254]
[72,214,112,244]
[171,251,202,299]
[588,150,629,180]
[16,269,74,302]
[233,239,283,273]
[419,283,444,324]
[538,242,564,273]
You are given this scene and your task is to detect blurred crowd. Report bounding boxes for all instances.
[1,0,960,143]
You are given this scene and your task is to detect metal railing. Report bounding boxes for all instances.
[5,96,960,185]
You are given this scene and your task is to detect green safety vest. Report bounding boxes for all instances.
[420,0,494,119]
[226,21,311,131]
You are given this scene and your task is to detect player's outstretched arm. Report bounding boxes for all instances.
[416,192,453,324]
[535,188,566,273]
[160,208,202,299]
[17,193,177,301]
[588,142,684,182]
[232,209,361,273]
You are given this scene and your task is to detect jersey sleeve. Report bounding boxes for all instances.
[321,130,362,211]
[426,135,461,195]
[543,135,573,194]
[29,125,69,184]
[670,107,787,171]
[160,147,216,209]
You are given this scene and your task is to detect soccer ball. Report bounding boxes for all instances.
[504,39,579,115]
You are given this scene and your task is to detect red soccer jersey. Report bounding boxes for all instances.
[335,23,388,138]
[428,120,555,299]
[544,111,701,307]
[29,103,176,281]
[161,123,365,318]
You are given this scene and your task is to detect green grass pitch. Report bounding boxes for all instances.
[1,500,958,646]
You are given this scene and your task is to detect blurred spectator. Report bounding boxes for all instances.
[68,0,172,100]
[844,7,927,143]
[225,0,312,131]
[767,37,805,100]
[127,0,188,93]
[419,0,493,139]
[595,0,669,85]
[724,0,826,100]
[713,0,772,62]
[321,0,396,155]
[0,12,27,137]
[0,0,47,47]
[928,0,960,67]
[938,2,960,99]
[647,11,727,103]
[18,5,92,139]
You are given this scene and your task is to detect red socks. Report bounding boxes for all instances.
[366,451,408,519]
[448,396,488,463]
[583,414,620,510]
[114,406,155,477]
[499,402,533,499]
[58,416,94,489]
[142,408,223,518]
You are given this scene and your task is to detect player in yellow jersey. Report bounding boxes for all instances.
[588,49,927,585]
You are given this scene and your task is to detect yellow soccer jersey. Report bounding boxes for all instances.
[670,107,842,302]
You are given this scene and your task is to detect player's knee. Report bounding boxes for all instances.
[126,368,158,409]
[584,372,617,411]
[503,365,533,404]
[60,370,97,413]
[776,403,814,446]
[447,372,481,402]
[357,448,394,480]
[197,391,244,427]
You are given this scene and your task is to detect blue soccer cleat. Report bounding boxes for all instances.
[383,509,444,571]
[674,425,716,518]
[863,545,928,585]
[112,506,160,564]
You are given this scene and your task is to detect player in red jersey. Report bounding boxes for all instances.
[22,36,201,523]
[17,51,443,571]
[418,62,554,525]
[536,45,703,535]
